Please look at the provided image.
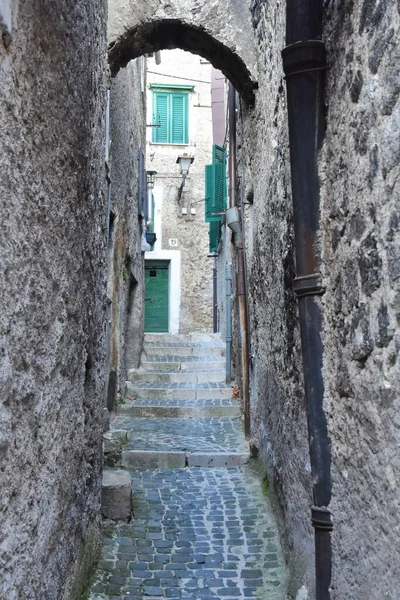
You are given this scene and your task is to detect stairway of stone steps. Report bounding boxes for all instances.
[88,333,287,600]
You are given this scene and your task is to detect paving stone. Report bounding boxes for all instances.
[88,334,287,600]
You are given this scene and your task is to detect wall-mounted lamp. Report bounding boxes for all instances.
[176,155,194,201]
[177,154,194,185]
[146,170,157,188]
[145,231,157,247]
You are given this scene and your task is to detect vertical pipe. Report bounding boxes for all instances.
[225,263,232,383]
[228,83,251,437]
[213,257,218,333]
[282,1,332,598]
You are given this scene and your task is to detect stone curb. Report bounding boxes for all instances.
[121,449,250,469]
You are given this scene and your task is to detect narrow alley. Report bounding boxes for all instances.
[2,1,399,599]
[89,334,287,599]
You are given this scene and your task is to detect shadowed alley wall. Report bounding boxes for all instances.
[242,0,400,598]
[107,58,147,400]
[0,1,108,598]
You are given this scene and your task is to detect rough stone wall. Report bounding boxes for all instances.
[321,2,400,598]
[108,58,146,396]
[240,2,315,595]
[107,0,257,103]
[0,1,108,598]
[146,50,214,333]
[241,0,400,597]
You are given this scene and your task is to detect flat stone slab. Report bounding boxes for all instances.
[118,402,241,419]
[121,450,186,469]
[126,381,233,400]
[144,345,225,357]
[141,359,226,371]
[123,397,238,407]
[89,466,288,600]
[187,451,249,467]
[121,450,249,469]
[128,368,226,384]
[102,469,132,521]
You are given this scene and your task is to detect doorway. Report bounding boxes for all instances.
[144,261,169,332]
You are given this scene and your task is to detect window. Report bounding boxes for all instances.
[151,85,193,144]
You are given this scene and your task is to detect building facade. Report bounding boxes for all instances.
[144,49,214,334]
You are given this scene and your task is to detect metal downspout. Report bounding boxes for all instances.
[282,2,332,599]
[213,257,218,333]
[225,263,232,383]
[228,83,251,437]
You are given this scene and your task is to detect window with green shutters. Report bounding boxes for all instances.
[152,90,189,144]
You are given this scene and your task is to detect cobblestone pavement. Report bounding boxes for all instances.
[112,417,248,453]
[88,334,287,599]
[89,468,286,600]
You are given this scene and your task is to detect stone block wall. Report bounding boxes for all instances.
[240,0,400,597]
[321,2,400,598]
[0,1,108,598]
[108,58,146,396]
[241,2,314,593]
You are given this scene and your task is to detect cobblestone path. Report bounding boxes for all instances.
[88,333,287,600]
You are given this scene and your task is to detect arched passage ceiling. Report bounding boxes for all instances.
[108,0,258,105]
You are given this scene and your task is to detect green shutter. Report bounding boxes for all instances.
[171,94,187,144]
[205,144,227,222]
[205,163,216,222]
[209,221,221,253]
[153,93,168,143]
[213,144,227,214]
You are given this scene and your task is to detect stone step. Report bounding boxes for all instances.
[101,469,132,521]
[121,449,250,469]
[117,401,241,418]
[140,358,226,371]
[144,332,223,344]
[128,368,226,384]
[126,381,233,400]
[111,416,248,455]
[143,345,225,357]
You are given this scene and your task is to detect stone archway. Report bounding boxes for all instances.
[108,0,258,103]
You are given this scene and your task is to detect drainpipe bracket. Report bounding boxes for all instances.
[311,506,333,532]
[293,273,325,298]
[282,40,326,78]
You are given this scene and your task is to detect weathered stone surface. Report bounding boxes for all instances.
[102,469,132,521]
[321,0,400,597]
[121,449,186,468]
[238,2,314,595]
[107,58,147,409]
[0,1,107,598]
[103,429,128,467]
[89,467,287,599]
[107,0,258,104]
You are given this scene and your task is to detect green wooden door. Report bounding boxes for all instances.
[144,262,169,332]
